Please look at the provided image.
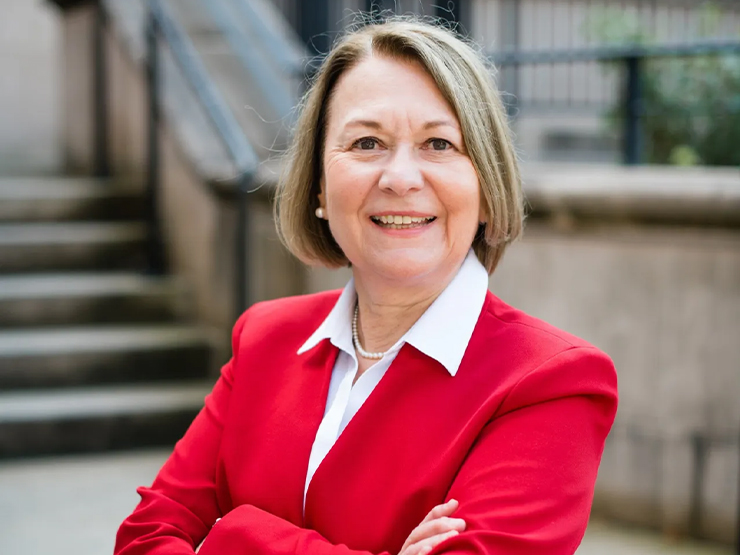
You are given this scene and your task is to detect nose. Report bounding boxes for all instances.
[377,146,424,195]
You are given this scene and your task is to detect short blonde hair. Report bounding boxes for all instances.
[275,18,523,274]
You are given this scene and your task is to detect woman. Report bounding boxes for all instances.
[115,18,618,555]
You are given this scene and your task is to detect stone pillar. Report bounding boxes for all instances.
[49,0,100,174]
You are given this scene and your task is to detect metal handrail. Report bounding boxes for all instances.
[203,0,297,124]
[146,0,259,314]
[231,0,307,76]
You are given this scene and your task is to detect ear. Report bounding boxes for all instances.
[478,202,487,226]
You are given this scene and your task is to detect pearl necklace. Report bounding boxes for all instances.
[352,304,387,360]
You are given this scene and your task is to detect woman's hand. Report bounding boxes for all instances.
[398,499,466,555]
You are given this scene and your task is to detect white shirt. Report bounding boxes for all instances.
[297,250,489,510]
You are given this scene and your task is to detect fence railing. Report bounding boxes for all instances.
[490,40,740,164]
[146,0,259,315]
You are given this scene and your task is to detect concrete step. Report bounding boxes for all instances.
[0,273,188,327]
[0,325,213,389]
[0,222,146,272]
[0,177,142,222]
[0,382,212,458]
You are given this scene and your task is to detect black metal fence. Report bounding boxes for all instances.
[274,0,740,166]
[482,0,740,165]
[492,40,740,164]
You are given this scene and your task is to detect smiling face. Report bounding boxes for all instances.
[320,54,483,290]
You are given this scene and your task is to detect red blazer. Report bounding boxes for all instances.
[115,290,618,555]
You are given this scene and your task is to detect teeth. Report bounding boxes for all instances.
[373,215,433,225]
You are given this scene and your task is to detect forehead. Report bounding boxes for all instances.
[326,55,458,128]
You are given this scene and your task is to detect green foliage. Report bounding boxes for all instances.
[586,3,740,166]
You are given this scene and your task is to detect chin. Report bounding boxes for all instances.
[364,250,447,285]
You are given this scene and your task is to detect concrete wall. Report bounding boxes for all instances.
[0,0,62,174]
[492,222,739,543]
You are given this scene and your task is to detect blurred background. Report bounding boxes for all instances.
[0,0,738,553]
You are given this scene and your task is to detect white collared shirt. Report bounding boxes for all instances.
[297,249,489,510]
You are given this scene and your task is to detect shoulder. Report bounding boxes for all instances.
[482,291,596,351]
[470,292,618,412]
[231,290,342,348]
[478,290,611,364]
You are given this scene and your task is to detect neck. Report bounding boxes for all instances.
[352,265,460,355]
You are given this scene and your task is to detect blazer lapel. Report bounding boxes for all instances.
[223,338,338,527]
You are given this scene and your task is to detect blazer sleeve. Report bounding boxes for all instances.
[114,310,250,555]
[197,504,389,555]
[437,345,619,554]
[196,345,618,555]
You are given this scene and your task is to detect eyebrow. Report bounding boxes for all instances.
[342,119,460,131]
[343,119,383,130]
[422,119,460,131]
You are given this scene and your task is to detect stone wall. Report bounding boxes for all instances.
[490,220,740,543]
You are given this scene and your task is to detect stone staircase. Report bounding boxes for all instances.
[0,177,216,458]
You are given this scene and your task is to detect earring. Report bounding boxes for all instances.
[315,207,325,219]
